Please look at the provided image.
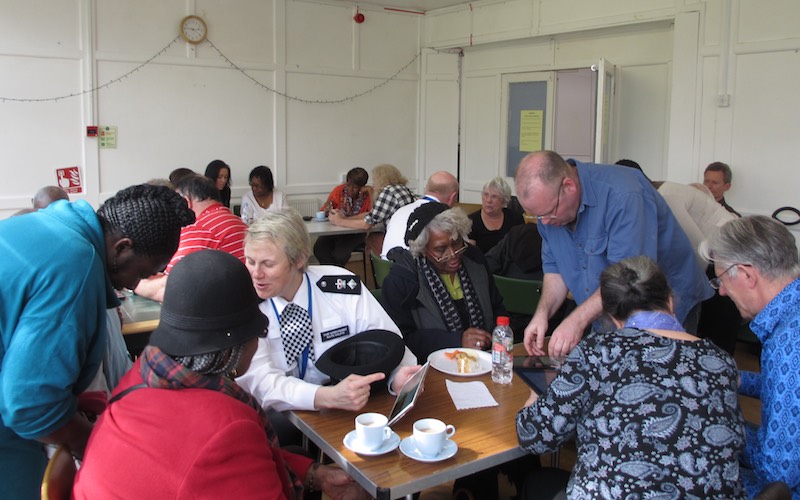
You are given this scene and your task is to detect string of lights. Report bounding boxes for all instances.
[1,36,421,105]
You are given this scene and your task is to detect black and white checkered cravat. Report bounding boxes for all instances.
[280,303,314,368]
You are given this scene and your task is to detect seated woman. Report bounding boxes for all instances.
[204,159,231,208]
[240,165,287,224]
[74,250,366,499]
[516,256,746,499]
[381,202,506,361]
[237,209,418,413]
[468,176,524,254]
[313,167,372,266]
[329,163,417,256]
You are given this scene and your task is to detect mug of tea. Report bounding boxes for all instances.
[315,210,327,221]
[412,418,456,457]
[355,412,392,451]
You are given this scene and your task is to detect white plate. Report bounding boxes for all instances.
[427,348,492,377]
[399,436,458,462]
[343,430,400,455]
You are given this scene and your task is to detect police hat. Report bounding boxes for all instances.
[315,330,406,389]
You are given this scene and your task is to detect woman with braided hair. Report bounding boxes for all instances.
[0,183,194,499]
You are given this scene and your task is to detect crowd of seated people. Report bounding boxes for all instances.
[3,153,795,499]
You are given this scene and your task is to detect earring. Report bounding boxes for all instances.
[230,369,239,378]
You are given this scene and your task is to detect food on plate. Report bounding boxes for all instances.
[444,350,477,373]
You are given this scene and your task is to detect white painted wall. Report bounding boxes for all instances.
[0,0,422,217]
[421,0,800,246]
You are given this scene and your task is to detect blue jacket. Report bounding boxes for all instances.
[0,200,114,499]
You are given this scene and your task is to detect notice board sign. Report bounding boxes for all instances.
[56,166,83,194]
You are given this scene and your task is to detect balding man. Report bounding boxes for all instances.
[514,151,711,358]
[13,186,69,216]
[699,216,800,498]
[381,171,459,259]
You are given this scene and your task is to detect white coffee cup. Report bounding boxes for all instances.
[355,413,392,451]
[315,210,327,221]
[412,418,456,457]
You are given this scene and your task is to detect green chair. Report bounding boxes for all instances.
[370,252,394,289]
[492,275,543,315]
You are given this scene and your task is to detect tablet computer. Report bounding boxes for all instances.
[387,362,429,427]
[513,356,561,395]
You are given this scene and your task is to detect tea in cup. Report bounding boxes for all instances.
[412,418,456,457]
[315,210,327,221]
[355,413,392,451]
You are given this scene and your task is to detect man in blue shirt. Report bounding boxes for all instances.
[514,150,711,357]
[699,215,800,498]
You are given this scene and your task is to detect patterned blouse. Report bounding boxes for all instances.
[516,328,746,499]
[363,184,416,226]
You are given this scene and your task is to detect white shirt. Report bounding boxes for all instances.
[237,265,417,411]
[381,196,439,258]
[240,189,287,225]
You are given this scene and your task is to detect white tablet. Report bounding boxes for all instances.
[387,362,430,427]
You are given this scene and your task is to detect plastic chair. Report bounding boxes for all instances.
[492,275,543,314]
[369,252,394,289]
[41,445,77,500]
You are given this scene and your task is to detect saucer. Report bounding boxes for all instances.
[399,436,458,462]
[343,430,400,455]
[312,217,329,222]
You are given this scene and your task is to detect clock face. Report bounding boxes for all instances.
[180,15,207,44]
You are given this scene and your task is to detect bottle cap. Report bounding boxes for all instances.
[496,316,510,326]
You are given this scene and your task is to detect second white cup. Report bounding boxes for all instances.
[413,418,456,457]
[315,210,327,221]
[355,412,392,451]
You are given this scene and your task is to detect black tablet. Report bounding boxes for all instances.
[513,356,561,395]
[387,362,429,427]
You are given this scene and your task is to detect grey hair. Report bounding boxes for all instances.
[174,343,246,377]
[408,207,472,257]
[600,256,672,321]
[483,177,512,205]
[698,215,800,281]
[245,208,311,271]
[705,162,733,184]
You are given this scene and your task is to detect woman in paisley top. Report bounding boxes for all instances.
[516,256,746,499]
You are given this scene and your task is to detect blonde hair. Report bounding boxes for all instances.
[245,208,311,271]
[371,164,408,193]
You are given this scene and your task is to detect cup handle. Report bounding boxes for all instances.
[383,427,393,440]
[445,425,456,438]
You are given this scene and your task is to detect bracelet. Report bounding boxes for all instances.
[304,462,321,492]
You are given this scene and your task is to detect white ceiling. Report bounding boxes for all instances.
[341,0,470,13]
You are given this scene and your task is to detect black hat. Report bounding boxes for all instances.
[149,250,267,356]
[404,202,448,245]
[315,330,406,390]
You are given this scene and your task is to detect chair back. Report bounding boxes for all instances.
[41,445,77,500]
[493,275,543,315]
[370,252,394,289]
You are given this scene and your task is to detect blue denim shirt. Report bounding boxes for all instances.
[538,162,712,322]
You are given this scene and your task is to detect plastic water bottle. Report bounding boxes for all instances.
[491,316,513,384]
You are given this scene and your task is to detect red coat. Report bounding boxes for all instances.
[73,359,312,499]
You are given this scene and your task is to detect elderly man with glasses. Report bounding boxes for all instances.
[381,202,507,361]
[699,215,800,498]
[514,150,712,358]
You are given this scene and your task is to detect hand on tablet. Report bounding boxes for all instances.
[391,365,423,394]
[315,372,385,411]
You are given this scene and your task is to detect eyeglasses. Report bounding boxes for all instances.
[535,178,564,221]
[426,241,469,264]
[709,263,738,290]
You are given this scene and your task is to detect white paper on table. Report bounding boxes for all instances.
[445,379,499,410]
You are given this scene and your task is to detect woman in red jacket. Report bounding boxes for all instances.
[74,250,366,499]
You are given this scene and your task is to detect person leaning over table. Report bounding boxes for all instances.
[240,165,288,225]
[516,255,746,499]
[73,250,369,500]
[699,216,800,498]
[380,202,507,362]
[237,209,419,414]
[0,184,195,499]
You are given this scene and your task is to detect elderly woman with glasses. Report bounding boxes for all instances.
[381,203,507,361]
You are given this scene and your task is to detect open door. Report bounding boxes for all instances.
[593,58,616,163]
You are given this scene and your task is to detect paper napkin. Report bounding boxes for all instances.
[445,379,499,410]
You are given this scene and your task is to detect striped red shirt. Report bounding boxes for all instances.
[165,204,247,274]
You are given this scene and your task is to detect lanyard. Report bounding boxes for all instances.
[270,273,313,379]
[421,195,437,202]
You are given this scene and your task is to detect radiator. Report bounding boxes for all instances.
[288,198,320,217]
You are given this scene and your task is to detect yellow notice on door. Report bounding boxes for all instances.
[99,126,117,149]
[519,110,543,152]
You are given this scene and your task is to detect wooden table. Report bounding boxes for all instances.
[288,354,532,499]
[119,293,161,335]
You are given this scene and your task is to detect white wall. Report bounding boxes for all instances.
[0,0,422,217]
[421,0,800,247]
